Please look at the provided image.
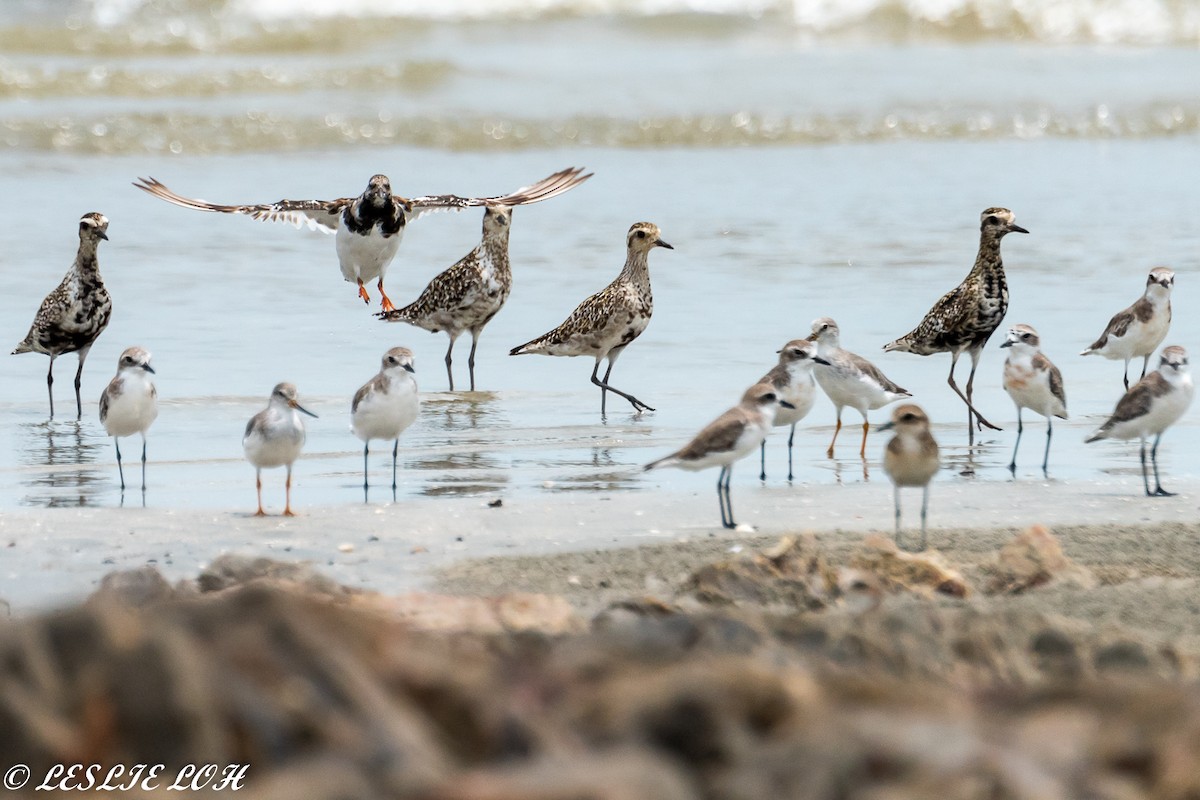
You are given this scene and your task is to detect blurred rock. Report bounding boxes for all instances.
[89,565,175,607]
[983,524,1098,594]
[427,751,696,800]
[197,554,351,596]
[680,534,838,610]
[849,535,971,598]
[360,592,581,635]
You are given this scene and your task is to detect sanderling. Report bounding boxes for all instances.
[756,339,830,480]
[12,213,113,420]
[879,404,940,551]
[645,383,793,529]
[133,168,590,312]
[351,347,420,495]
[377,206,512,391]
[1000,324,1067,476]
[883,208,1028,444]
[807,317,910,460]
[1086,345,1193,497]
[243,382,318,516]
[1080,267,1174,391]
[98,347,158,493]
[509,222,672,416]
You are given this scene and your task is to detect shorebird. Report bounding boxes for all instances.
[12,212,113,420]
[351,347,420,495]
[243,382,318,516]
[756,339,830,480]
[377,205,512,391]
[509,222,672,416]
[1000,324,1067,476]
[645,383,793,529]
[808,317,910,459]
[98,347,158,492]
[133,167,590,312]
[1080,267,1174,391]
[883,208,1028,444]
[878,404,940,551]
[1086,345,1193,497]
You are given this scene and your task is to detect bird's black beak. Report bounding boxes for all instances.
[1008,223,1029,234]
[403,364,415,373]
[999,340,1013,349]
[780,400,796,410]
[813,356,831,366]
[99,231,109,241]
[876,421,895,432]
[655,239,674,250]
[290,400,318,418]
[142,363,156,374]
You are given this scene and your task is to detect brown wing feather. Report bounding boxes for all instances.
[1105,372,1168,428]
[845,351,908,395]
[1032,353,1068,416]
[759,363,790,391]
[351,374,386,414]
[674,409,748,461]
[407,167,591,220]
[133,177,345,232]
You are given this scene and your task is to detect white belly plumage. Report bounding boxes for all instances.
[352,385,419,443]
[335,226,404,284]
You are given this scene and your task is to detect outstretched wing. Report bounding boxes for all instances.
[132,177,347,233]
[406,166,592,221]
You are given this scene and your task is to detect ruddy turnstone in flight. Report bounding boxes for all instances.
[243,382,318,516]
[377,206,512,391]
[1080,267,1174,390]
[133,167,591,312]
[645,383,794,529]
[756,339,830,481]
[351,347,420,495]
[98,347,158,493]
[12,212,113,420]
[1000,324,1067,476]
[879,404,940,551]
[883,208,1028,444]
[1086,345,1193,497]
[809,317,910,460]
[509,222,672,416]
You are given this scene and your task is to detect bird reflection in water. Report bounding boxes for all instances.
[20,421,107,508]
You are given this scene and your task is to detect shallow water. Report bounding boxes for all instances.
[0,1,1197,512]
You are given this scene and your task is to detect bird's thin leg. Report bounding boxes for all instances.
[114,437,125,491]
[356,278,371,305]
[1139,438,1151,496]
[919,485,929,551]
[826,409,843,459]
[74,347,90,421]
[893,485,903,550]
[1042,416,1052,477]
[947,350,1000,442]
[759,441,767,482]
[723,466,737,529]
[590,357,653,414]
[964,348,999,432]
[284,464,296,516]
[1123,358,1131,392]
[46,355,56,420]
[787,423,796,482]
[377,278,395,313]
[467,331,480,392]
[1008,408,1023,474]
[254,470,265,516]
[716,467,729,528]
[1140,354,1151,382]
[858,416,869,459]
[391,438,399,493]
[1151,433,1174,497]
[362,442,370,494]
[140,436,147,492]
[444,335,457,392]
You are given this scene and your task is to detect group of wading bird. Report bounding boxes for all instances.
[10,169,1193,546]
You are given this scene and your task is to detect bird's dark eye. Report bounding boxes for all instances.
[902,413,916,421]
[635,230,646,239]
[986,216,999,225]
[1022,333,1032,339]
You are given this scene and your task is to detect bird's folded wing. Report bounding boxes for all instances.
[133,177,345,233]
[675,410,747,460]
[406,166,592,220]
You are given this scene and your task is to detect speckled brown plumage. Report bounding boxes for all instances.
[377,206,512,391]
[12,212,113,419]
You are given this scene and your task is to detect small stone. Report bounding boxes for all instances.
[488,498,503,508]
[338,543,355,553]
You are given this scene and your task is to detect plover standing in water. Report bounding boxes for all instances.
[756,339,830,480]
[1086,345,1193,497]
[1080,267,1174,390]
[377,206,512,391]
[645,383,793,529]
[98,347,158,493]
[1000,324,1067,476]
[134,168,590,312]
[809,317,910,460]
[883,208,1028,444]
[12,213,113,420]
[243,382,318,516]
[351,347,420,495]
[509,222,672,416]
[879,404,940,551]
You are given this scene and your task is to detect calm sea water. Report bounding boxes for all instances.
[0,0,1197,511]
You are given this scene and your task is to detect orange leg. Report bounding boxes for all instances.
[283,466,296,517]
[826,412,842,459]
[859,419,869,458]
[377,278,396,313]
[357,278,371,305]
[254,472,266,517]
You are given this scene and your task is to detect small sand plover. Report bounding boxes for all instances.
[377,206,512,391]
[645,383,794,529]
[243,382,318,516]
[12,213,113,420]
[133,168,590,312]
[1086,345,1193,497]
[1080,267,1174,391]
[351,347,420,495]
[879,404,940,551]
[509,222,672,416]
[756,339,830,481]
[808,317,910,460]
[98,347,158,492]
[883,208,1028,444]
[1000,324,1067,475]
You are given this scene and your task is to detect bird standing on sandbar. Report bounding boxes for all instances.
[351,347,420,497]
[133,167,590,312]
[243,382,318,516]
[509,222,672,416]
[756,339,829,481]
[879,404,940,551]
[808,317,910,460]
[1080,267,1174,391]
[1086,345,1193,497]
[1000,324,1067,476]
[12,212,113,420]
[645,383,794,529]
[377,205,512,391]
[99,347,158,493]
[883,208,1028,444]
